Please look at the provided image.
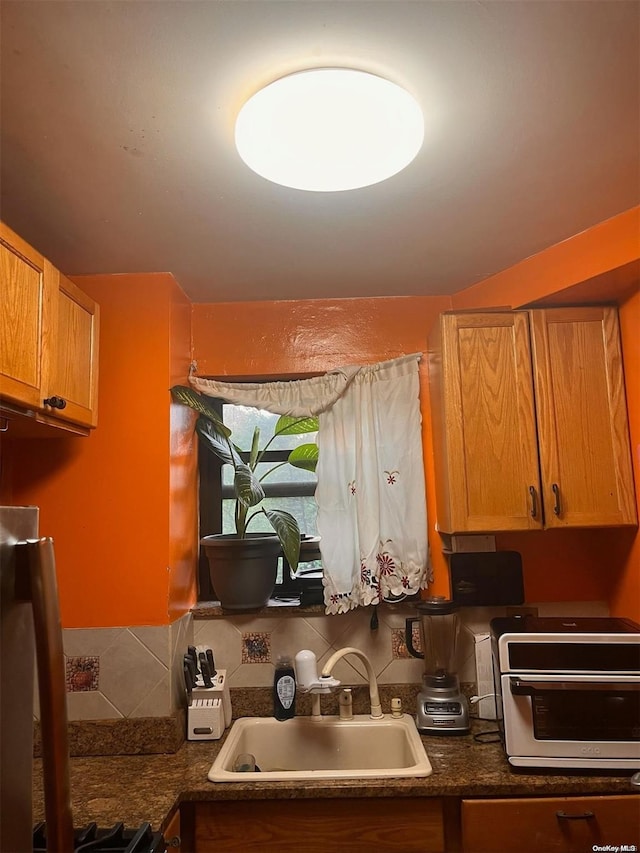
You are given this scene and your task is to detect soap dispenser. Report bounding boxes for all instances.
[273,655,296,720]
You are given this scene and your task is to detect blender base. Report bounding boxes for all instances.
[416,689,470,734]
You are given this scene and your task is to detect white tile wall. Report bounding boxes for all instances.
[195,600,610,689]
[38,601,608,721]
[34,613,194,721]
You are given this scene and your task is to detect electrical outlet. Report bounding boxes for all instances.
[506,606,539,617]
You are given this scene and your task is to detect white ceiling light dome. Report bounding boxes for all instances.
[235,68,424,192]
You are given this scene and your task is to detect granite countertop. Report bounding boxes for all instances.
[32,720,639,834]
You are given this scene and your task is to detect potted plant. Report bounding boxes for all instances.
[171,385,319,609]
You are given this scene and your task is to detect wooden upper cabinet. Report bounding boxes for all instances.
[429,307,637,533]
[45,273,99,428]
[0,222,56,409]
[0,222,99,433]
[429,312,542,532]
[530,306,636,527]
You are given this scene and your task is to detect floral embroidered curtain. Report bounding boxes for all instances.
[189,353,430,614]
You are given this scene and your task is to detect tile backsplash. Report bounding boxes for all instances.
[35,613,193,721]
[42,600,608,722]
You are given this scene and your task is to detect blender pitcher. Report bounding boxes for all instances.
[405,596,470,733]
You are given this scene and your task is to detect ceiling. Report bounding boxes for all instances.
[1,1,638,304]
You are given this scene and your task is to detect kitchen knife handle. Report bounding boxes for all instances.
[528,485,538,518]
[183,662,193,695]
[552,482,561,516]
[183,654,197,684]
[205,648,216,676]
[199,652,213,687]
[188,645,198,666]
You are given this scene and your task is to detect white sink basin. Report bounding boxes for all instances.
[208,713,432,782]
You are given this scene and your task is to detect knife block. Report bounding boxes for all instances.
[187,669,232,741]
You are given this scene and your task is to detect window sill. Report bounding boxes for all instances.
[192,599,326,618]
[191,595,421,619]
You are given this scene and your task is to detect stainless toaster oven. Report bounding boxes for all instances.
[490,615,640,771]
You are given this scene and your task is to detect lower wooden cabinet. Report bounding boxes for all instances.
[179,794,639,853]
[191,797,449,853]
[163,806,181,851]
[461,794,640,853]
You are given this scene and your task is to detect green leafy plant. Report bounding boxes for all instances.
[170,386,318,570]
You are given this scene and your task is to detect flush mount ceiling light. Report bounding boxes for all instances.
[235,68,424,192]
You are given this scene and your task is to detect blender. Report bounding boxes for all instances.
[405,596,470,733]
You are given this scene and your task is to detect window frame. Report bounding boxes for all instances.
[196,397,321,603]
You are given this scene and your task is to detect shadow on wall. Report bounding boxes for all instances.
[3,436,82,496]
[496,527,638,612]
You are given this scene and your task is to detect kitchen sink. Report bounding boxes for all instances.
[207,713,432,782]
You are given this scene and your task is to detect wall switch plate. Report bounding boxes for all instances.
[473,632,496,720]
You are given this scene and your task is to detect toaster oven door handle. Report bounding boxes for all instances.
[509,678,640,695]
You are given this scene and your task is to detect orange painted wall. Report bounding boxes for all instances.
[5,273,197,628]
[3,209,637,627]
[192,295,454,598]
[452,206,640,312]
[451,207,640,620]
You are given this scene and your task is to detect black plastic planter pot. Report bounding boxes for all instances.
[200,533,282,610]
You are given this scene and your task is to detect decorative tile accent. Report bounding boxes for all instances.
[66,656,99,692]
[241,632,271,663]
[392,628,415,659]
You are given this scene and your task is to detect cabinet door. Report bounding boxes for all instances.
[195,798,446,852]
[0,223,56,409]
[530,307,637,527]
[431,312,542,532]
[462,794,640,853]
[45,273,99,428]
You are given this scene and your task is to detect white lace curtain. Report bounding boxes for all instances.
[190,354,430,614]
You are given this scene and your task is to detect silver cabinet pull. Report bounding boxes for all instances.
[529,486,538,518]
[552,482,561,516]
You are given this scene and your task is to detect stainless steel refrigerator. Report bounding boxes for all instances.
[0,506,73,853]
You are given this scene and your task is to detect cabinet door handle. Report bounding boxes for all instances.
[43,396,67,410]
[555,810,594,820]
[529,486,538,518]
[552,482,561,516]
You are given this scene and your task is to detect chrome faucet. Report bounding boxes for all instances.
[294,647,383,720]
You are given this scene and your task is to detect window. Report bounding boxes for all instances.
[197,400,322,602]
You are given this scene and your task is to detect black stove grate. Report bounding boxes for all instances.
[33,821,166,853]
